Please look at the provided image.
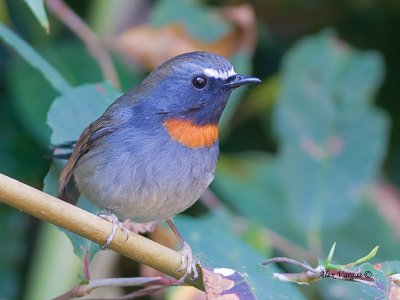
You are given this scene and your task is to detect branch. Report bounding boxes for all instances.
[263,243,379,286]
[53,277,164,300]
[0,173,204,290]
[45,0,120,89]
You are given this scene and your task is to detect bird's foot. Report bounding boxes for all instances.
[99,213,130,249]
[176,241,199,285]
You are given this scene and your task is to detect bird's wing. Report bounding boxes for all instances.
[57,116,116,205]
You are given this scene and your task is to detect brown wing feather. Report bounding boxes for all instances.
[57,116,116,204]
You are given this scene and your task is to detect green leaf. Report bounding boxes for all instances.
[356,263,390,299]
[150,0,231,42]
[7,59,55,146]
[322,201,400,264]
[47,82,120,144]
[274,30,389,231]
[343,246,379,268]
[323,245,379,270]
[45,82,121,260]
[213,153,307,246]
[0,23,70,93]
[23,0,49,32]
[175,211,306,299]
[6,41,110,146]
[324,242,337,265]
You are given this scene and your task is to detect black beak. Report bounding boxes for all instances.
[224,75,261,89]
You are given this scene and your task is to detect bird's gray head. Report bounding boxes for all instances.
[136,51,260,125]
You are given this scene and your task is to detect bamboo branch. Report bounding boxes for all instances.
[45,0,120,89]
[0,173,204,290]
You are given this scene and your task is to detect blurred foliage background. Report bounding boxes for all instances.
[1,0,400,299]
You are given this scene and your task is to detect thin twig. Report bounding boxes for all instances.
[0,172,204,290]
[45,0,120,88]
[263,257,320,275]
[53,277,162,300]
[87,285,167,300]
[264,252,379,286]
[85,277,162,290]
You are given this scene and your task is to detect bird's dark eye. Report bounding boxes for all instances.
[192,76,207,89]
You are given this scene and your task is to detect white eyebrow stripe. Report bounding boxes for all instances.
[203,67,236,79]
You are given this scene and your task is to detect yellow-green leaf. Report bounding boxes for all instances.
[24,0,50,32]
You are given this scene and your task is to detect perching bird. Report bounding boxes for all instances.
[56,51,260,282]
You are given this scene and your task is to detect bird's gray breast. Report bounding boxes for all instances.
[74,124,219,222]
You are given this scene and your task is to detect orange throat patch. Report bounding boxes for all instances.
[164,118,218,148]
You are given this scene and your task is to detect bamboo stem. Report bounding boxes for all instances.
[0,173,203,290]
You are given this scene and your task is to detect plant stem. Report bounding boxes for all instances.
[45,0,120,89]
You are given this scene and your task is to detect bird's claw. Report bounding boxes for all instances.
[99,213,130,249]
[176,241,199,285]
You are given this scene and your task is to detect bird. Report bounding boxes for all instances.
[56,51,260,283]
